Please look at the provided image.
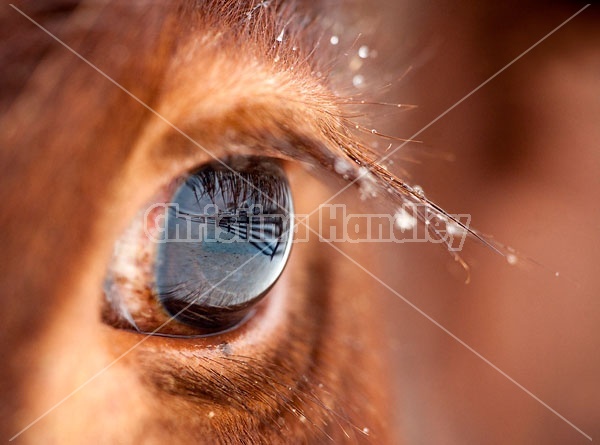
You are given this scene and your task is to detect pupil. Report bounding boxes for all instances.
[155,157,293,333]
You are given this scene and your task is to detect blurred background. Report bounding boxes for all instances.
[355,1,600,443]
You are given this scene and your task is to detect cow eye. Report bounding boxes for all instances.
[155,157,294,330]
[103,156,294,337]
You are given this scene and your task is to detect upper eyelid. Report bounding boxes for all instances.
[139,110,414,225]
[135,101,359,187]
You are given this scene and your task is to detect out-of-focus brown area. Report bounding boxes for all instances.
[374,1,599,443]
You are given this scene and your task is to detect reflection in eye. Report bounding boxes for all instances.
[156,157,294,332]
[103,156,294,336]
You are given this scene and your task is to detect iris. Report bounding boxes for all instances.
[155,157,293,333]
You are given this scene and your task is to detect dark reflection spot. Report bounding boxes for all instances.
[155,157,293,333]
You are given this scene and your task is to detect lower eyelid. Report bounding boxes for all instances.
[106,271,292,380]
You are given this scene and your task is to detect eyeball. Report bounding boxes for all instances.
[155,157,294,332]
[103,156,294,336]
